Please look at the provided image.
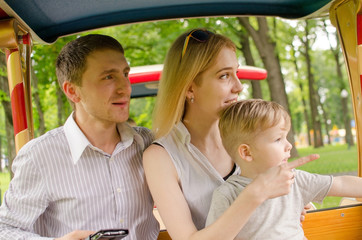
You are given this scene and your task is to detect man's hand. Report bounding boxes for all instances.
[55,230,95,240]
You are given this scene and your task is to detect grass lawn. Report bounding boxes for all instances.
[293,144,358,174]
[0,144,359,209]
[0,171,11,204]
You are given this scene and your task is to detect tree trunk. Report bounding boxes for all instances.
[291,51,312,146]
[317,95,331,145]
[238,16,299,157]
[31,70,46,136]
[5,116,15,179]
[341,94,353,146]
[238,31,263,99]
[323,20,354,147]
[0,135,2,172]
[303,21,323,148]
[0,52,16,179]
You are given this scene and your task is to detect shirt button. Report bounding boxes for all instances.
[119,219,124,223]
[117,188,122,192]
[110,157,114,161]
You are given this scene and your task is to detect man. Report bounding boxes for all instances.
[0,34,159,240]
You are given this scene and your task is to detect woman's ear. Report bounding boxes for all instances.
[185,82,195,100]
[238,144,253,162]
[63,81,81,103]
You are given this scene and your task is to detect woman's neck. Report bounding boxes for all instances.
[182,115,220,148]
[183,116,234,177]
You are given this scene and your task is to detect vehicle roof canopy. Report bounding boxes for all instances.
[0,0,332,44]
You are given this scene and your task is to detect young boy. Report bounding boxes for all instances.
[206,99,362,240]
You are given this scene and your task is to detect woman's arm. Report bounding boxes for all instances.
[144,144,200,239]
[144,144,265,240]
[144,146,317,240]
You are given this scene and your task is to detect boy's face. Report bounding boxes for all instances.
[248,118,292,174]
[73,49,131,125]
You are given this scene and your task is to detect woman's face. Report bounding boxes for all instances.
[189,47,243,119]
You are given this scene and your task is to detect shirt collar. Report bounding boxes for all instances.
[114,123,145,154]
[63,113,144,164]
[175,121,191,145]
[64,113,90,165]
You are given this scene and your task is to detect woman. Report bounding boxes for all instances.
[143,29,314,240]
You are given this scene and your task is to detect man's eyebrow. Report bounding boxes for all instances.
[99,69,118,76]
[99,66,130,77]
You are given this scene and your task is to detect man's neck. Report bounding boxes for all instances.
[73,113,121,154]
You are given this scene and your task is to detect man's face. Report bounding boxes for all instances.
[74,49,131,126]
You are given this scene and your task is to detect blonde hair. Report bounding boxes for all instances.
[153,29,236,138]
[219,99,291,159]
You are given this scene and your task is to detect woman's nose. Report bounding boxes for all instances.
[232,75,243,94]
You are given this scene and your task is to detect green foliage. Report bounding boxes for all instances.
[0,17,357,186]
[129,97,156,128]
[0,90,9,102]
[31,36,77,134]
[2,17,350,138]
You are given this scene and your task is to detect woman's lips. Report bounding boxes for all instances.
[225,98,238,104]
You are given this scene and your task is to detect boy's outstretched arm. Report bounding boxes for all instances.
[328,175,362,197]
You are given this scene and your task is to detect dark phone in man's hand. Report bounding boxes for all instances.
[86,229,129,240]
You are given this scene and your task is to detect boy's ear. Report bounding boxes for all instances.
[63,81,81,103]
[238,144,253,162]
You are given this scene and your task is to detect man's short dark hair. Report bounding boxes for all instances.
[56,34,124,88]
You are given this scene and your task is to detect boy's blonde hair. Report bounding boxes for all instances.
[152,29,236,139]
[219,99,291,159]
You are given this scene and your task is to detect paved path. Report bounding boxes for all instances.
[331,171,358,176]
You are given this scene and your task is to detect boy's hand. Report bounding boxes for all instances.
[255,154,319,200]
[287,154,319,170]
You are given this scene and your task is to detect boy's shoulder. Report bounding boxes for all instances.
[215,175,251,200]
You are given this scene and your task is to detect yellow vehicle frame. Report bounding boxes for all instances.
[0,0,362,239]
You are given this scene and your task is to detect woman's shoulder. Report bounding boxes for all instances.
[155,122,189,146]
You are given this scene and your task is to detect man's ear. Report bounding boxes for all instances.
[238,144,253,162]
[63,81,80,104]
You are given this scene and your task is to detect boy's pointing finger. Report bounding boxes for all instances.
[287,154,319,169]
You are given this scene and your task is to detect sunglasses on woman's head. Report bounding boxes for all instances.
[181,29,213,58]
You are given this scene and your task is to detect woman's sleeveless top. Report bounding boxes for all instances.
[155,122,240,229]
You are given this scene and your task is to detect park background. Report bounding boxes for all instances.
[0,16,358,209]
